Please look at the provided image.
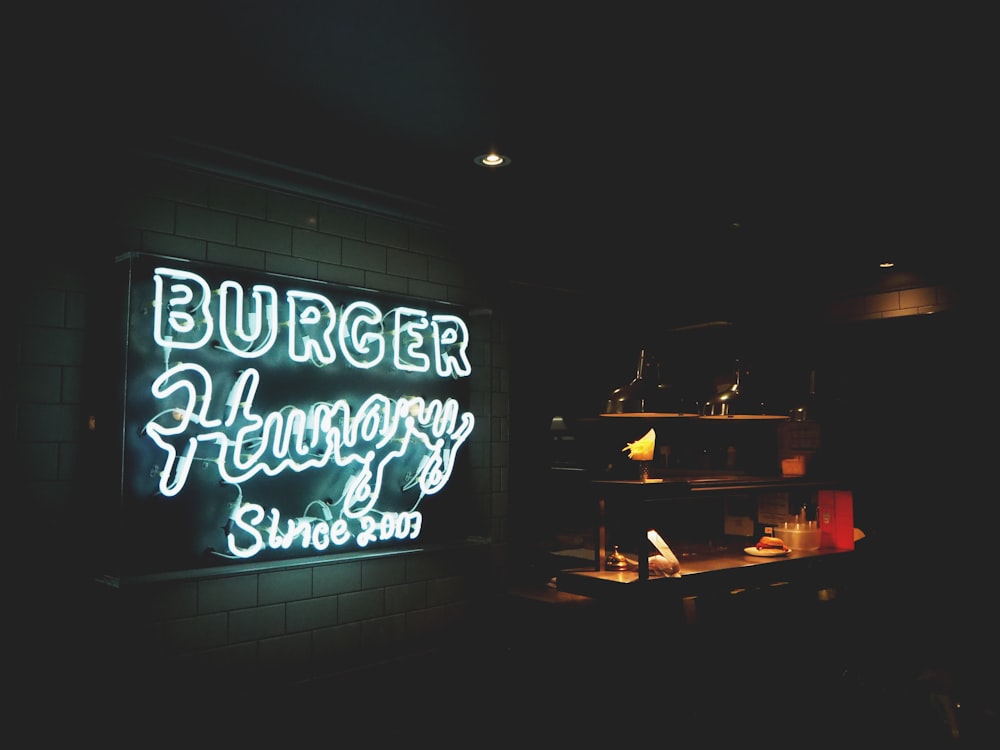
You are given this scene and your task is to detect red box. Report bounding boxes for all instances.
[818,489,854,550]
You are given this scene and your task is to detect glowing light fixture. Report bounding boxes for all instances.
[124,259,476,569]
[474,152,511,167]
[603,349,692,416]
[700,359,788,420]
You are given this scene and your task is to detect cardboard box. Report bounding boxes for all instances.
[818,489,854,550]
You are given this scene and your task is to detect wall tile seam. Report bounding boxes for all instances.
[863,286,944,306]
[134,204,369,250]
[152,157,450,234]
[78,179,494,607]
[135,225,465,297]
[827,291,950,321]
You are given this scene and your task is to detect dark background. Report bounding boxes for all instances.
[14,1,990,316]
[9,1,994,706]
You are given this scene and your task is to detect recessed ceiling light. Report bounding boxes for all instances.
[879,261,895,268]
[474,152,511,168]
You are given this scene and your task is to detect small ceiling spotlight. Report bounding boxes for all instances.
[474,152,511,168]
[878,261,895,268]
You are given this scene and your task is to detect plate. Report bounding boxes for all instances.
[743,546,790,557]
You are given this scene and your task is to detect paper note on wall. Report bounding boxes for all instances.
[757,492,789,526]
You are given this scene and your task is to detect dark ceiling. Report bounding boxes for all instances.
[21,2,989,317]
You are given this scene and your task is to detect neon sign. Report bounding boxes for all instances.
[115,254,475,575]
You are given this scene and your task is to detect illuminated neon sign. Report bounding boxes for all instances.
[116,254,475,574]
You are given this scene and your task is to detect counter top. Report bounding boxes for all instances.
[592,473,833,494]
[556,545,853,599]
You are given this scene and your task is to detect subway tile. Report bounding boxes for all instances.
[23,288,66,327]
[192,641,258,681]
[428,256,465,286]
[286,595,339,633]
[142,162,210,206]
[426,576,466,607]
[16,154,497,690]
[141,231,206,261]
[360,613,407,653]
[342,237,386,272]
[268,192,319,228]
[264,252,317,279]
[363,270,407,294]
[15,365,61,402]
[237,216,292,253]
[365,216,408,249]
[128,580,199,620]
[292,227,341,264]
[259,568,313,605]
[405,553,448,582]
[317,262,365,287]
[176,205,237,244]
[404,605,442,643]
[900,286,937,309]
[865,291,900,313]
[236,217,292,255]
[409,225,453,258]
[311,622,362,667]
[407,278,448,300]
[207,242,266,270]
[337,589,385,623]
[318,204,365,239]
[210,178,267,218]
[384,581,427,614]
[198,574,258,614]
[65,290,87,329]
[361,556,406,589]
[312,561,362,596]
[387,247,428,280]
[120,195,176,234]
[21,326,87,366]
[61,366,83,403]
[18,403,80,441]
[229,603,287,643]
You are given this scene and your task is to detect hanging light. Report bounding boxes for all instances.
[602,349,693,416]
[700,359,788,420]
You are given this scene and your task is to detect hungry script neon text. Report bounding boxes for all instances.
[141,266,475,559]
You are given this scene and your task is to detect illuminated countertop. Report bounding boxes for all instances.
[591,473,833,496]
[556,545,854,598]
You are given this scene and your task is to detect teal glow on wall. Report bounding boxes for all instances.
[110,253,475,577]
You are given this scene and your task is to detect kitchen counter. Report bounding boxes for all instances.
[557,544,853,599]
[557,473,855,605]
